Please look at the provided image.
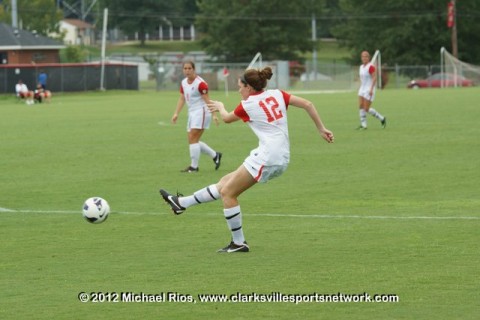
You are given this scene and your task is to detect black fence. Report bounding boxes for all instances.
[0,63,138,94]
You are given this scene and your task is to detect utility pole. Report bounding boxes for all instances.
[11,0,18,29]
[450,0,458,58]
[311,13,317,81]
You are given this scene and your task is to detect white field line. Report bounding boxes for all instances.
[2,208,479,220]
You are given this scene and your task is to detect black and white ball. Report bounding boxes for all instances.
[82,197,110,224]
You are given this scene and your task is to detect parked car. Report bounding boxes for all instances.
[407,73,475,89]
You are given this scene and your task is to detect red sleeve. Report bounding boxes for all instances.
[234,103,250,122]
[368,64,376,74]
[280,90,291,110]
[180,85,184,94]
[198,81,209,95]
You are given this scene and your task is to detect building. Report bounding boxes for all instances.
[0,22,65,65]
[59,19,95,46]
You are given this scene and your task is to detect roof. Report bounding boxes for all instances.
[0,22,65,50]
[61,19,94,29]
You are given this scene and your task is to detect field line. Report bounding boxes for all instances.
[2,208,479,220]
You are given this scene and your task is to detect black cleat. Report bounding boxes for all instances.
[217,241,249,253]
[381,117,387,128]
[213,152,222,170]
[159,189,185,215]
[181,166,199,173]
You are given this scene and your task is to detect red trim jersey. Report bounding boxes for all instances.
[359,62,375,92]
[234,89,291,165]
[180,76,208,111]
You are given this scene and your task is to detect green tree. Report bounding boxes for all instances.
[332,0,480,64]
[100,0,191,46]
[196,0,324,62]
[0,0,63,35]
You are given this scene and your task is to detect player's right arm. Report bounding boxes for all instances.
[172,94,185,124]
[207,100,240,124]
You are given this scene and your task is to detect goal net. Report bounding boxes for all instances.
[441,47,480,88]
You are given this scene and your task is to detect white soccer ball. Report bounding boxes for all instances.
[82,197,110,224]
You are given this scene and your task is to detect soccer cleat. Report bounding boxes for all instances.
[217,241,250,253]
[159,189,185,215]
[180,166,199,173]
[381,117,387,128]
[213,152,222,170]
[356,125,367,130]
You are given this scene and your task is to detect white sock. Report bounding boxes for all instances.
[359,109,367,127]
[199,141,216,158]
[189,143,200,168]
[368,108,385,121]
[179,184,220,208]
[224,206,245,245]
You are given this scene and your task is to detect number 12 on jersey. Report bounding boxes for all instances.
[258,97,283,122]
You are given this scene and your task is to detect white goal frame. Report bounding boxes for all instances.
[371,50,382,89]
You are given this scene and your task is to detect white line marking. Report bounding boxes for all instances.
[2,209,479,220]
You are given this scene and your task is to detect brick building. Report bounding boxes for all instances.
[0,23,65,65]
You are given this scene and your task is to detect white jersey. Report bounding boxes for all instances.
[234,89,291,166]
[358,62,376,100]
[180,76,208,112]
[15,83,29,95]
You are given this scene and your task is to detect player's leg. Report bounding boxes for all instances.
[358,96,368,129]
[182,128,203,172]
[216,165,256,252]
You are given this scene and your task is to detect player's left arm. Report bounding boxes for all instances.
[201,92,219,126]
[289,95,334,143]
[369,65,377,95]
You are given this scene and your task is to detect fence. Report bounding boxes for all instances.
[2,60,472,95]
[0,63,138,94]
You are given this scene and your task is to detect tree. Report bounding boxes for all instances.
[331,0,480,64]
[99,0,192,46]
[0,0,63,35]
[196,0,325,62]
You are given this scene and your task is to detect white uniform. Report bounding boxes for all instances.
[15,83,29,97]
[358,62,376,101]
[234,89,291,182]
[180,76,211,131]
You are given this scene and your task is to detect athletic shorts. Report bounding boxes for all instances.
[358,88,375,102]
[187,107,211,131]
[243,154,288,183]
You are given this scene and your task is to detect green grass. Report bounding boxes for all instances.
[1,88,479,319]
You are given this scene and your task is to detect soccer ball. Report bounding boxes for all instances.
[82,197,110,224]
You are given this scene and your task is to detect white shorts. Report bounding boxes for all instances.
[243,154,288,183]
[187,108,211,131]
[358,88,375,102]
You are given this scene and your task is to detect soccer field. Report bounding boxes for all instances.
[1,88,479,319]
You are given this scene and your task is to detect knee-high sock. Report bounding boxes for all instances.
[224,205,245,245]
[189,143,200,168]
[179,184,220,208]
[368,108,385,121]
[359,109,367,128]
[199,141,216,158]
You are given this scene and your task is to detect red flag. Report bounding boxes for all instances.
[447,1,455,28]
[223,67,230,77]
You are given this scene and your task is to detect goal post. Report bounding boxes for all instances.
[370,50,382,89]
[441,47,480,88]
[247,52,262,70]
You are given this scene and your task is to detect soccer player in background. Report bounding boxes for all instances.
[160,66,334,253]
[357,51,387,130]
[170,61,222,172]
[15,80,34,105]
